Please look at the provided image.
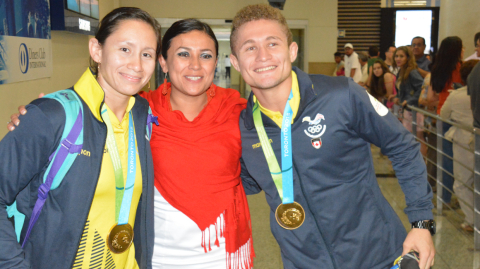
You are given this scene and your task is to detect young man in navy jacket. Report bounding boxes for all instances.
[230,4,435,269]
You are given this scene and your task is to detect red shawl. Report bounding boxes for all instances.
[140,83,254,268]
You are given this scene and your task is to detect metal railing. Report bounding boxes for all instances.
[396,105,479,249]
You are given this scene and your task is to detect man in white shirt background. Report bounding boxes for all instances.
[344,43,362,83]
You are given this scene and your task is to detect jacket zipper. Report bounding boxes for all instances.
[141,105,149,268]
[68,105,107,268]
[265,120,338,269]
[292,158,338,269]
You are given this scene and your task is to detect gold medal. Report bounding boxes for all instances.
[107,223,134,254]
[275,202,305,230]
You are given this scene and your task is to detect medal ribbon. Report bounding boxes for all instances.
[102,105,137,225]
[252,90,294,204]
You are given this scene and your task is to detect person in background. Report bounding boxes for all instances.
[369,59,396,109]
[392,46,426,156]
[225,55,231,79]
[333,51,345,76]
[357,52,369,87]
[344,43,362,83]
[418,72,438,191]
[0,7,160,268]
[464,32,480,61]
[468,57,480,128]
[366,46,380,87]
[385,45,398,75]
[367,46,380,71]
[428,36,464,209]
[411,36,431,78]
[440,59,479,232]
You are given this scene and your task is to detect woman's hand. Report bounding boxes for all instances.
[388,94,397,103]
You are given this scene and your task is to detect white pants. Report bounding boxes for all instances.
[152,188,227,268]
[452,139,474,224]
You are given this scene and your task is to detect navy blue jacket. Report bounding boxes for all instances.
[0,72,154,268]
[240,67,433,269]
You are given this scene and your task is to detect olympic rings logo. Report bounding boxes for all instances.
[307,124,322,133]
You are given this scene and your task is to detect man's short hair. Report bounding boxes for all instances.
[230,4,293,56]
[411,36,426,46]
[386,46,396,53]
[474,32,480,45]
[358,52,368,62]
[334,52,342,57]
[368,46,379,57]
[460,60,479,84]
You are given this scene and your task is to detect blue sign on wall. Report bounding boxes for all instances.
[0,0,52,84]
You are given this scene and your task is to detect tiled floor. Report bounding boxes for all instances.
[247,145,478,268]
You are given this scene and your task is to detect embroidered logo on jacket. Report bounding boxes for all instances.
[302,114,326,149]
[302,114,326,138]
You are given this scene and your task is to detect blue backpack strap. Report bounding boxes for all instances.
[41,90,84,190]
[146,106,158,141]
[6,89,84,245]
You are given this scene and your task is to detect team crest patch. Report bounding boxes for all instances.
[302,113,326,149]
[367,92,388,116]
[311,138,322,149]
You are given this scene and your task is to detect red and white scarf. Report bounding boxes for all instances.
[141,83,254,268]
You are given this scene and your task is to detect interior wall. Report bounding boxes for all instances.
[439,0,480,57]
[121,0,338,68]
[0,0,115,139]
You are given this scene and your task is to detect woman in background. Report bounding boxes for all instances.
[440,60,479,232]
[369,59,396,110]
[428,36,464,208]
[392,46,426,156]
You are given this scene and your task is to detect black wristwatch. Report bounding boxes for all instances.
[411,220,436,236]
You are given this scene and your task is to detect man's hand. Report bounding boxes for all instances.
[7,93,44,131]
[402,228,435,269]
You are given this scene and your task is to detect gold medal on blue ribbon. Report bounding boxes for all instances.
[253,90,305,230]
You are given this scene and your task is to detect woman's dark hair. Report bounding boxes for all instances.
[430,36,463,93]
[370,59,392,99]
[90,7,162,74]
[161,19,218,60]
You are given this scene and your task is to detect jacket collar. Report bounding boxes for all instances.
[73,68,106,122]
[244,66,317,130]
